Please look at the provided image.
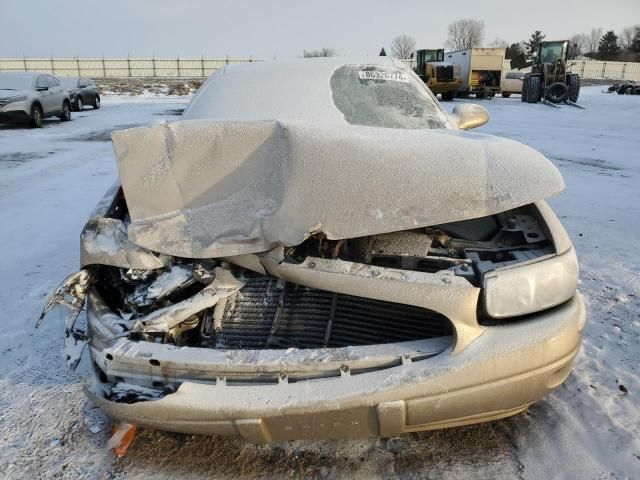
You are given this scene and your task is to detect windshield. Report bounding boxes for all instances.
[60,77,79,89]
[330,65,449,130]
[425,50,444,62]
[0,74,33,91]
[540,43,565,63]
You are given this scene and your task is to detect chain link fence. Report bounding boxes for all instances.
[0,57,257,78]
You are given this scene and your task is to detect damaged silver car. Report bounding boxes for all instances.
[40,57,585,442]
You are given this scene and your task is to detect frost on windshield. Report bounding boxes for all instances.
[330,65,448,130]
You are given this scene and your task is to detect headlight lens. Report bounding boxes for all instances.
[5,95,27,103]
[484,247,579,318]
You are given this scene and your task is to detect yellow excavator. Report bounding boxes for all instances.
[415,49,462,101]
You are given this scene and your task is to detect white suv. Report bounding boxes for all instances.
[0,72,71,128]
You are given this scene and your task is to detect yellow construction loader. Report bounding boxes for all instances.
[415,49,462,101]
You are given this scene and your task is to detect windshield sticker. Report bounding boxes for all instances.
[358,70,409,83]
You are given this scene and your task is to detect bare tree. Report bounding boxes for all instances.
[488,37,509,48]
[444,19,485,50]
[586,27,603,55]
[302,47,337,58]
[569,33,589,58]
[389,35,416,59]
[619,25,640,49]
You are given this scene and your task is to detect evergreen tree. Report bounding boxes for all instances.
[597,30,621,60]
[379,47,387,56]
[524,30,546,58]
[505,43,527,69]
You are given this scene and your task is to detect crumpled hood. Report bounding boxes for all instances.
[112,119,565,258]
[0,89,28,99]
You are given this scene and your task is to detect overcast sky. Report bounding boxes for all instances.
[1,0,638,59]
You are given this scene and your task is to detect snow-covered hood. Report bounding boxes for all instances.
[112,119,565,259]
[0,89,28,99]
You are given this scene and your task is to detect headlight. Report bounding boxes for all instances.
[5,95,27,103]
[484,247,579,318]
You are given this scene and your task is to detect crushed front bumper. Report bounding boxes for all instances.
[86,291,585,442]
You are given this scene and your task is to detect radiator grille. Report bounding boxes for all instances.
[436,65,454,81]
[217,271,452,349]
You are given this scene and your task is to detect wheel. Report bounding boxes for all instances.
[567,74,580,103]
[521,78,530,102]
[546,82,568,103]
[441,91,455,101]
[476,91,486,100]
[617,85,629,94]
[501,92,511,98]
[93,95,100,109]
[29,103,43,128]
[624,86,633,95]
[633,87,640,95]
[76,97,83,111]
[526,76,541,103]
[58,101,71,121]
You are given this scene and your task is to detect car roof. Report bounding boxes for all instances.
[182,56,413,123]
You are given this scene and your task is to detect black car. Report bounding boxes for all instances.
[60,77,100,111]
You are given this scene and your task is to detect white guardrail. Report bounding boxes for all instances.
[0,57,256,78]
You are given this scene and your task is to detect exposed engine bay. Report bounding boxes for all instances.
[80,199,553,351]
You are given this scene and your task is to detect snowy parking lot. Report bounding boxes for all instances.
[0,88,638,479]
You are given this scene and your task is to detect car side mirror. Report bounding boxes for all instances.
[451,104,489,130]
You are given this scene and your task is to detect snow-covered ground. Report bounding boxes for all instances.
[0,88,638,479]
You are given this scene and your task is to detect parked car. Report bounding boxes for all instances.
[60,77,100,111]
[0,72,71,127]
[501,71,525,97]
[40,57,584,443]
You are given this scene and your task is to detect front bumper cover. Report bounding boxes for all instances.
[86,292,585,442]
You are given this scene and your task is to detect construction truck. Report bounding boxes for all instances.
[415,49,462,101]
[445,48,506,99]
[522,40,581,106]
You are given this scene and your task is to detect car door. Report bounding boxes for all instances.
[81,78,97,104]
[34,75,54,113]
[46,76,65,113]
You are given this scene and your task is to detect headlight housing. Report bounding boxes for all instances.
[484,247,579,318]
[4,95,27,103]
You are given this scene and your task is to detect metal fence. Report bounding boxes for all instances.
[0,57,256,78]
[2,57,639,81]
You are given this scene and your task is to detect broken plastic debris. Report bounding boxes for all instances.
[37,269,94,371]
[132,267,244,334]
[146,265,194,300]
[107,423,137,457]
[89,424,104,434]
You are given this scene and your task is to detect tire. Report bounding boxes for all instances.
[502,92,511,98]
[633,87,640,95]
[29,103,43,128]
[441,91,455,101]
[58,101,71,121]
[521,77,530,102]
[624,86,633,95]
[567,74,580,103]
[93,95,100,109]
[476,91,486,100]
[545,82,568,103]
[526,76,541,103]
[76,97,83,111]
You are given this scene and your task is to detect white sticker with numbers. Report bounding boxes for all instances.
[358,70,409,82]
